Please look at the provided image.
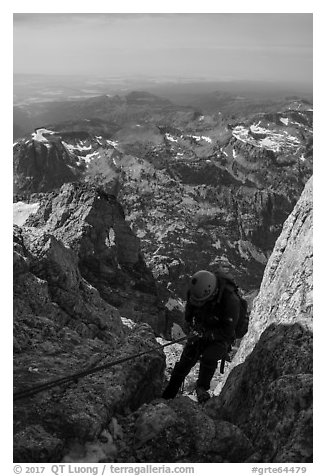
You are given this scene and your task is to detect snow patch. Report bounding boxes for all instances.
[13,202,39,226]
[31,128,55,143]
[280,117,289,126]
[64,141,93,152]
[63,140,93,154]
[260,137,281,151]
[165,133,178,142]
[62,141,75,152]
[106,139,119,147]
[186,134,212,143]
[211,240,221,250]
[181,238,196,245]
[232,124,301,152]
[250,124,268,134]
[121,317,137,329]
[83,151,100,163]
[108,228,116,245]
[136,229,147,238]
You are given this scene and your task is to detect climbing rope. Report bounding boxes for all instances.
[13,336,187,402]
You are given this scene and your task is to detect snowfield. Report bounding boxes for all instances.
[62,141,92,152]
[280,117,289,126]
[31,128,55,142]
[83,151,100,163]
[232,124,301,153]
[106,139,119,147]
[187,134,212,143]
[165,133,178,142]
[13,202,40,226]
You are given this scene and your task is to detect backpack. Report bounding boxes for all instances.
[218,274,250,339]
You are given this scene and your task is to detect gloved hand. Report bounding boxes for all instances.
[187,329,203,344]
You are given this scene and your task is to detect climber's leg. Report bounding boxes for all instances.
[196,340,228,402]
[162,340,202,399]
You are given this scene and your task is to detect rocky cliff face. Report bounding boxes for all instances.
[13,132,83,194]
[24,182,165,332]
[13,184,166,462]
[216,176,313,462]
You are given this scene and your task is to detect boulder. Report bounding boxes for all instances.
[209,419,254,462]
[113,396,254,463]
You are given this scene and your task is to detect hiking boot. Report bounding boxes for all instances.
[196,386,210,403]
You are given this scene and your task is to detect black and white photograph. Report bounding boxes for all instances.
[10,2,315,470]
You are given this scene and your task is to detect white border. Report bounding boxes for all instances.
[3,2,322,474]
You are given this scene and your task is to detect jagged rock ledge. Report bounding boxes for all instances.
[13,183,167,462]
[24,182,166,333]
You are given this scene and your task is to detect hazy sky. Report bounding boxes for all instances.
[13,13,312,84]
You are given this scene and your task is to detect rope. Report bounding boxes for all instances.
[13,336,187,402]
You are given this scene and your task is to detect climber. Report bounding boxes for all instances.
[162,269,240,403]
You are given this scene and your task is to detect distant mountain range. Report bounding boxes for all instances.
[13,91,194,139]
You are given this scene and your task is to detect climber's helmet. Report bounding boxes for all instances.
[188,270,218,307]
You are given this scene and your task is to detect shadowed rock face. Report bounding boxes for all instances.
[24,182,165,332]
[216,176,313,462]
[13,318,165,463]
[13,138,83,194]
[110,396,255,463]
[218,323,312,462]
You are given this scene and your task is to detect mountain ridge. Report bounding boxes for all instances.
[13,96,312,316]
